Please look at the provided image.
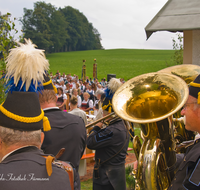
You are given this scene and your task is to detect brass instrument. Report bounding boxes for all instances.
[86,112,117,129]
[82,60,86,82]
[112,72,189,190]
[158,64,200,144]
[93,59,97,79]
[86,112,132,131]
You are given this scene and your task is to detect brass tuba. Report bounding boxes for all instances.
[112,72,189,190]
[158,64,200,145]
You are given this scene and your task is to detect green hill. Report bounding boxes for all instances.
[47,49,175,81]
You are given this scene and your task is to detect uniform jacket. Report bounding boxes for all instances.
[41,108,87,190]
[169,139,200,190]
[0,146,71,190]
[87,119,129,190]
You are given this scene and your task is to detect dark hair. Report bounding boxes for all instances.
[57,87,63,94]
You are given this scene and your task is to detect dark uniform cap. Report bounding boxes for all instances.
[0,39,51,131]
[0,91,43,131]
[43,74,57,93]
[189,74,200,103]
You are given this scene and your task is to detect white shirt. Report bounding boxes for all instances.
[82,99,93,108]
[57,93,67,100]
[77,95,82,108]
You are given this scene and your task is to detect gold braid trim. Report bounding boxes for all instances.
[190,82,200,88]
[190,82,200,104]
[0,102,44,123]
[43,79,57,94]
[0,102,51,131]
[102,100,112,113]
[43,79,52,86]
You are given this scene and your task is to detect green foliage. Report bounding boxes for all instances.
[126,165,135,190]
[0,13,19,103]
[47,49,174,81]
[21,2,103,53]
[166,33,183,66]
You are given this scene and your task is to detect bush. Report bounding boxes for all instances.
[126,165,135,190]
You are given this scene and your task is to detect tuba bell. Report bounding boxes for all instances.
[158,64,200,145]
[112,72,189,190]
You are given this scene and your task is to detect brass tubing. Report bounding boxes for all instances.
[86,112,116,129]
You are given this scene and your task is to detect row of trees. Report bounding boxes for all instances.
[0,13,19,102]
[21,1,103,53]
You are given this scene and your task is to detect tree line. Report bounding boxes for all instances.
[21,1,103,53]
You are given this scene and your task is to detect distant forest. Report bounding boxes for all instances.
[21,1,103,53]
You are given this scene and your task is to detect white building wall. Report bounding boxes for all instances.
[193,30,200,66]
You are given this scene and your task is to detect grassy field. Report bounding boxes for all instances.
[47,49,175,81]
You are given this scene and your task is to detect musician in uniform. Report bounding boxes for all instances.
[39,74,87,190]
[169,74,200,190]
[0,39,71,190]
[87,78,129,190]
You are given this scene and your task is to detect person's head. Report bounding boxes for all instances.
[181,75,200,133]
[66,83,70,89]
[95,89,104,100]
[76,83,79,89]
[39,89,57,105]
[101,78,122,114]
[57,87,63,95]
[97,84,102,89]
[70,96,78,107]
[77,88,81,96]
[0,39,51,159]
[85,82,89,89]
[91,83,97,91]
[72,88,78,96]
[39,74,59,110]
[60,80,64,86]
[0,126,42,147]
[0,126,44,160]
[83,92,90,101]
[0,91,46,160]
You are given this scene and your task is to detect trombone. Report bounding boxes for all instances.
[86,112,118,129]
[86,112,133,132]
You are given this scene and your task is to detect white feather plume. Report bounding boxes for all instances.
[108,78,122,93]
[5,38,49,91]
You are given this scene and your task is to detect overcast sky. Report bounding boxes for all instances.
[0,0,180,50]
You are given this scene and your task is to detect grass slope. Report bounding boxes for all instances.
[46,49,175,81]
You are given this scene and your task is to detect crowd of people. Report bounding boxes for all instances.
[0,39,129,190]
[49,70,125,114]
[1,39,200,190]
